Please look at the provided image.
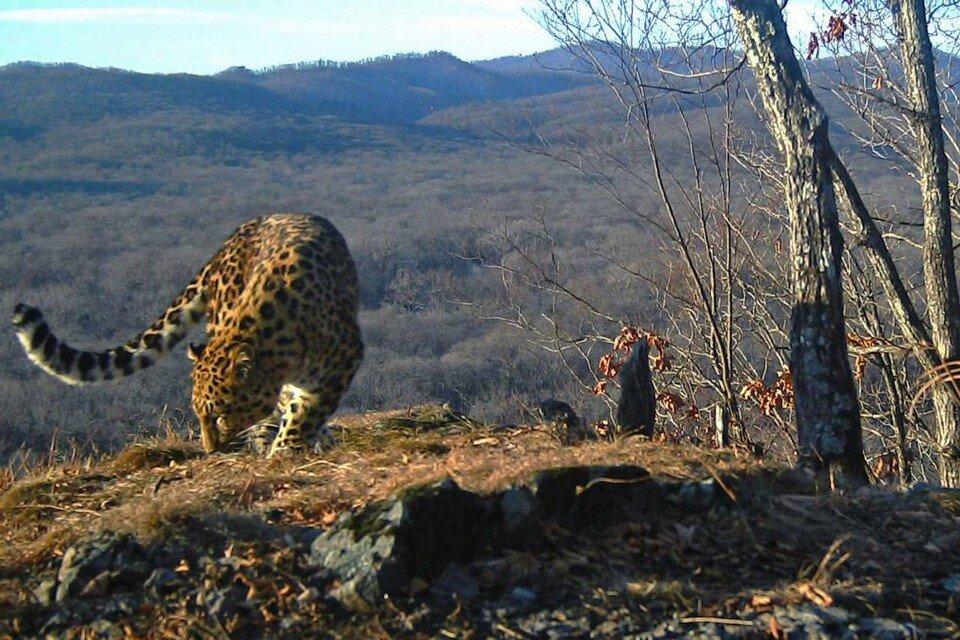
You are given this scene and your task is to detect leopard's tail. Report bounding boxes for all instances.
[12,281,208,385]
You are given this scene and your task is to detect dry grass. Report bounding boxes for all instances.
[1,405,958,638]
[110,441,205,473]
[0,405,770,567]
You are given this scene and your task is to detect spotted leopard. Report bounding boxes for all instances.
[12,214,363,456]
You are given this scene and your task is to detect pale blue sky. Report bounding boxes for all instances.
[0,0,558,74]
[0,1,819,76]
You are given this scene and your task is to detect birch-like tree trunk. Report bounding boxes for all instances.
[889,0,960,487]
[729,0,867,484]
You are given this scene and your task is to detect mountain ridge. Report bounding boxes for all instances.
[0,50,591,128]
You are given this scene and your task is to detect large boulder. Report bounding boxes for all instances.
[309,467,726,611]
[308,479,491,610]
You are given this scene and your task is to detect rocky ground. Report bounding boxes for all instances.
[1,406,958,639]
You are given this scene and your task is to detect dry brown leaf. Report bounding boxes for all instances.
[797,581,834,606]
[769,615,788,640]
[321,509,340,527]
[750,593,773,612]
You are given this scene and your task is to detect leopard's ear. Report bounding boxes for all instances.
[187,342,206,362]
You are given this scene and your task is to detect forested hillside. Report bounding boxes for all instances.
[0,49,921,464]
[0,51,616,461]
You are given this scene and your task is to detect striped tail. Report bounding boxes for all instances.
[12,284,207,385]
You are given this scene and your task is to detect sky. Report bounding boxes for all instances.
[0,0,819,76]
[0,1,558,74]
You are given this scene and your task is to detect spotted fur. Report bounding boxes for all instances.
[13,214,363,456]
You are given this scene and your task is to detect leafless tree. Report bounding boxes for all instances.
[512,0,816,450]
[531,0,960,486]
[728,0,867,483]
[805,0,960,484]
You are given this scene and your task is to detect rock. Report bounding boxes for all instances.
[308,479,489,610]
[494,486,543,550]
[84,619,126,639]
[640,606,921,640]
[54,532,146,603]
[671,479,720,511]
[200,586,242,620]
[513,609,592,640]
[943,574,960,593]
[306,467,731,612]
[79,570,113,597]
[34,578,57,606]
[757,604,850,640]
[429,562,480,605]
[856,618,922,640]
[539,399,588,444]
[508,586,538,606]
[375,404,482,434]
[532,465,658,528]
[143,568,180,597]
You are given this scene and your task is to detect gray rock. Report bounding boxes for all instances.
[672,479,719,511]
[302,466,736,614]
[495,486,543,550]
[84,618,126,639]
[429,562,480,605]
[54,532,146,603]
[855,618,922,640]
[943,574,960,593]
[34,578,57,606]
[757,605,850,640]
[200,587,242,620]
[640,605,922,640]
[143,568,179,597]
[514,609,592,640]
[309,478,489,610]
[508,586,537,606]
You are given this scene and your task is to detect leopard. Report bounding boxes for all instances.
[12,213,363,457]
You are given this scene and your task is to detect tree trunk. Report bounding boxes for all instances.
[616,338,656,437]
[729,0,867,484]
[889,0,960,486]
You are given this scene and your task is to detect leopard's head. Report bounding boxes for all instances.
[188,338,265,452]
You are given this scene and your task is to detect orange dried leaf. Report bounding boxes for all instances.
[769,616,788,640]
[797,582,834,606]
[321,509,340,527]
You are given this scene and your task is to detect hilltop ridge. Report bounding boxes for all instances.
[0,407,957,638]
[0,50,591,129]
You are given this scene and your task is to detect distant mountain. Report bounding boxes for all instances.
[242,51,591,123]
[0,62,303,135]
[475,48,589,74]
[0,51,591,135]
[475,44,700,77]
